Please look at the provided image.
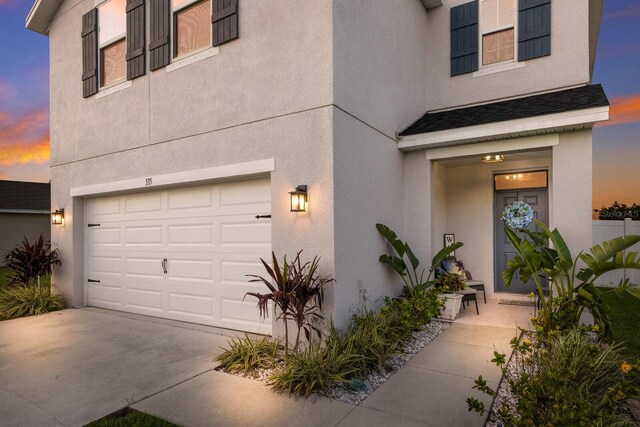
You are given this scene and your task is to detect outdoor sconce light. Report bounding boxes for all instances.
[51,209,64,225]
[289,185,308,212]
[482,154,505,163]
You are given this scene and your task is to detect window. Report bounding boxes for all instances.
[480,0,515,66]
[173,0,211,59]
[495,171,548,191]
[98,0,126,87]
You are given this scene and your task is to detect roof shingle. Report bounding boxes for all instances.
[399,84,609,137]
[0,181,51,211]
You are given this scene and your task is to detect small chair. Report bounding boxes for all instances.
[456,288,479,315]
[466,279,486,304]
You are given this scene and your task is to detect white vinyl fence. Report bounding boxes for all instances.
[592,219,640,287]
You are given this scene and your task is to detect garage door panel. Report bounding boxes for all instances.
[125,257,165,280]
[90,227,122,247]
[167,258,214,282]
[167,224,213,246]
[124,288,163,311]
[88,283,122,306]
[125,225,163,246]
[86,177,272,334]
[168,293,214,317]
[167,186,213,211]
[124,192,163,214]
[220,221,271,248]
[86,196,121,219]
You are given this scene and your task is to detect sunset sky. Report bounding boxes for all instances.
[0,0,638,210]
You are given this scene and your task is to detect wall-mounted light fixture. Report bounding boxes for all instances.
[482,154,505,163]
[289,185,308,212]
[51,209,64,225]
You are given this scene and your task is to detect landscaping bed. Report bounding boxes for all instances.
[217,319,449,405]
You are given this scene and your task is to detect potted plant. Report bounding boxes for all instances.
[435,273,465,320]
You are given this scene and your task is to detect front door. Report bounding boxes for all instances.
[495,189,548,293]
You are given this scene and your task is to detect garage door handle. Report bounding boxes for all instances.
[255,214,271,219]
[162,258,167,274]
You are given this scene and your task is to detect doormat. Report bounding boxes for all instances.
[499,299,536,307]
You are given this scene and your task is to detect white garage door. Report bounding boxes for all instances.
[85,178,272,334]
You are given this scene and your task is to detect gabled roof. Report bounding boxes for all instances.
[0,181,51,212]
[399,84,609,137]
[26,0,64,36]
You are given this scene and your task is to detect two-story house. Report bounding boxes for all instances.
[27,0,608,334]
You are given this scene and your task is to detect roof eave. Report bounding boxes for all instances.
[398,105,610,151]
[26,0,64,36]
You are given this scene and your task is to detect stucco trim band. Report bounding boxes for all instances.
[0,209,50,215]
[70,158,276,197]
[399,106,609,150]
[424,134,559,161]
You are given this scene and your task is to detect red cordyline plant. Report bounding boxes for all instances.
[4,235,61,287]
[245,251,334,353]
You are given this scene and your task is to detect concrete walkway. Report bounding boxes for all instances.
[0,302,531,426]
[134,322,519,427]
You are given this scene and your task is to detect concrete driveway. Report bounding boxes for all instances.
[0,308,231,426]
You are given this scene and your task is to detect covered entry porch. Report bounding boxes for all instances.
[399,85,609,303]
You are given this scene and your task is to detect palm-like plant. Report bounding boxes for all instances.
[503,219,640,336]
[245,251,333,352]
[376,223,463,298]
[4,235,61,287]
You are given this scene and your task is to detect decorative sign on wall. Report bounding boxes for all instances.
[444,234,456,257]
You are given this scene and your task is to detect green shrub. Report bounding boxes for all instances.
[269,338,364,397]
[215,334,280,374]
[380,290,441,337]
[468,328,639,426]
[0,283,65,320]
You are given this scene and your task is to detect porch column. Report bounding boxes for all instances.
[551,130,593,255]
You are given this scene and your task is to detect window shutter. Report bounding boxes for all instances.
[149,0,170,71]
[212,0,238,47]
[450,1,479,77]
[81,9,98,98]
[126,0,146,79]
[518,0,551,61]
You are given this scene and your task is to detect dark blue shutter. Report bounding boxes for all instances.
[81,9,98,98]
[212,0,239,47]
[518,0,551,61]
[450,1,479,77]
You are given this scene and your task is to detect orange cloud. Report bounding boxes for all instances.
[0,107,50,166]
[598,94,640,127]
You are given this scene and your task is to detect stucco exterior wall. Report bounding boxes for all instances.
[332,0,429,137]
[425,0,592,111]
[0,214,51,263]
[48,0,333,165]
[332,107,405,325]
[551,130,593,256]
[50,107,336,322]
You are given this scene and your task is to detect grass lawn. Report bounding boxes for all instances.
[601,288,640,358]
[0,266,50,292]
[85,409,179,427]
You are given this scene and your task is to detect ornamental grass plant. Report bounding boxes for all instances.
[0,282,65,320]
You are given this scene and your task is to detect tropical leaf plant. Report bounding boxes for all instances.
[502,218,640,336]
[4,235,61,287]
[245,251,333,352]
[215,334,280,374]
[376,223,463,298]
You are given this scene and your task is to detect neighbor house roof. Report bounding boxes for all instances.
[0,181,51,213]
[400,84,610,137]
